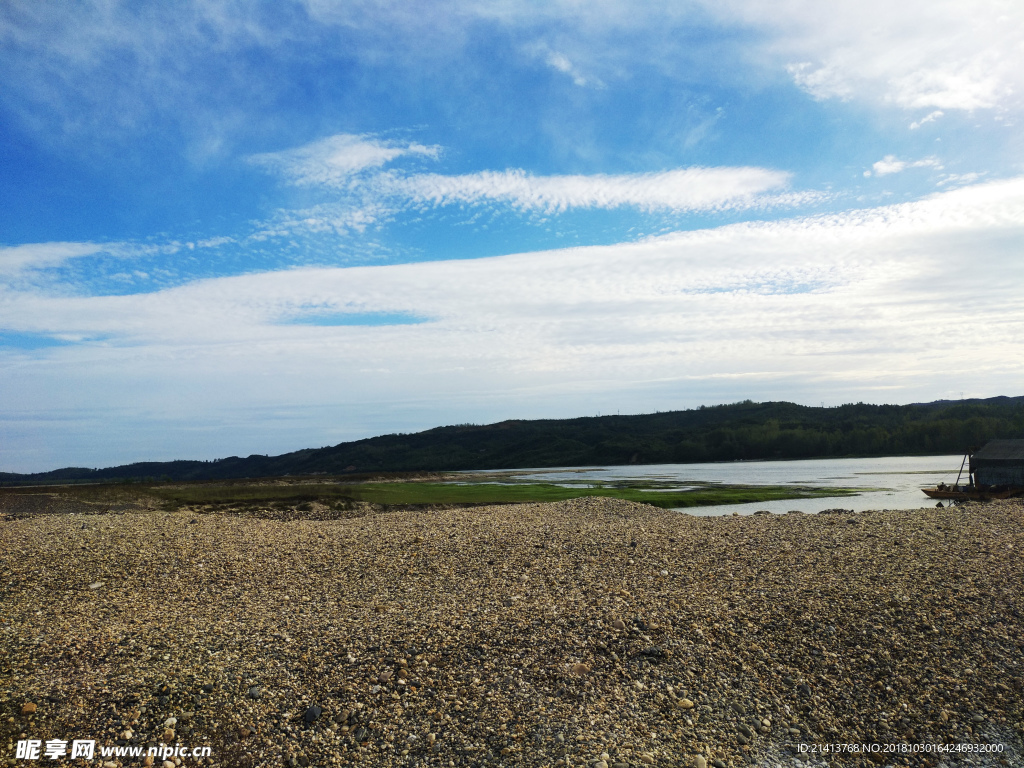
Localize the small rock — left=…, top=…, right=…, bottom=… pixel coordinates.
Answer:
left=304, top=705, right=322, bottom=724
left=353, top=726, right=369, bottom=742
left=162, top=728, right=175, bottom=742
left=639, top=754, right=655, bottom=764
left=21, top=703, right=36, bottom=715
left=737, top=723, right=753, bottom=739
left=731, top=702, right=746, bottom=715
left=121, top=730, right=133, bottom=740
left=164, top=717, right=177, bottom=727
left=89, top=581, right=105, bottom=590
left=593, top=762, right=608, bottom=768
left=378, top=669, right=393, bottom=683
left=163, top=761, right=175, bottom=768
left=692, top=757, right=707, bottom=768
left=972, top=714, right=984, bottom=723
left=247, top=686, right=262, bottom=700
left=677, top=698, right=694, bottom=709
left=201, top=684, right=214, bottom=693
left=143, top=757, right=154, bottom=767
left=611, top=619, right=626, bottom=631
left=572, top=662, right=591, bottom=675
left=712, top=760, right=727, bottom=768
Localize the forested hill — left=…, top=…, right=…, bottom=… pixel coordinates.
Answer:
left=4, top=396, right=1024, bottom=485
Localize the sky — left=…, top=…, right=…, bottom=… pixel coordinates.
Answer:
left=2, top=1, right=1023, bottom=473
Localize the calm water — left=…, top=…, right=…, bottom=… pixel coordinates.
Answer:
left=478, top=455, right=967, bottom=516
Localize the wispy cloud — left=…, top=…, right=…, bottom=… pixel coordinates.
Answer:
left=909, top=110, right=944, bottom=130
left=247, top=134, right=441, bottom=187
left=0, top=242, right=107, bottom=278
left=391, top=167, right=798, bottom=214
left=864, top=155, right=943, bottom=177
left=250, top=133, right=813, bottom=217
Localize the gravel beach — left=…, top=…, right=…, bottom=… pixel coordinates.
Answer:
left=1, top=494, right=1022, bottom=768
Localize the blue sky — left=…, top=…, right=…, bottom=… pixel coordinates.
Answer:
left=2, top=0, right=1023, bottom=472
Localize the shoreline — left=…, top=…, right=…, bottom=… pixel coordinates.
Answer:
left=2, top=496, right=1022, bottom=767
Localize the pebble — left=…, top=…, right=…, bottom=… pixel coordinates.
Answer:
left=20, top=703, right=36, bottom=715
left=2, top=494, right=1022, bottom=768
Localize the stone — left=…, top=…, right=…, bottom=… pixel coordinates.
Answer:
left=89, top=582, right=105, bottom=590
left=162, top=728, right=175, bottom=742
left=353, top=726, right=369, bottom=742
left=201, top=684, right=214, bottom=693
left=572, top=663, right=591, bottom=675
left=164, top=717, right=177, bottom=727
left=611, top=619, right=626, bottom=631
left=304, top=705, right=322, bottom=724
left=972, top=714, right=984, bottom=723
left=143, top=757, right=154, bottom=767
left=247, top=686, right=262, bottom=700
left=677, top=698, right=694, bottom=709
left=20, top=703, right=36, bottom=715
left=163, top=762, right=175, bottom=768
left=712, top=760, right=727, bottom=768
left=693, top=758, right=707, bottom=768
left=731, top=702, right=746, bottom=715
left=737, top=723, right=753, bottom=739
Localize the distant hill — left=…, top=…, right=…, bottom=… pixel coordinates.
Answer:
left=4, top=396, right=1024, bottom=485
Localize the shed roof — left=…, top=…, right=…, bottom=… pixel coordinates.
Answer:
left=973, top=439, right=1024, bottom=462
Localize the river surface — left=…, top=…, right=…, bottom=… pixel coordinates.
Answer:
left=473, top=455, right=967, bottom=516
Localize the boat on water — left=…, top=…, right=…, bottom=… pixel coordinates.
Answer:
left=921, top=439, right=1024, bottom=501
left=921, top=484, right=1020, bottom=501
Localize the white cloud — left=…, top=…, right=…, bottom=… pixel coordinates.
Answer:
left=864, top=155, right=943, bottom=177
left=0, top=242, right=106, bottom=278
left=247, top=134, right=440, bottom=187
left=390, top=166, right=799, bottom=213
left=713, top=0, right=1024, bottom=113
left=4, top=175, right=1023, bottom=379
left=909, top=110, right=944, bottom=130
left=248, top=133, right=814, bottom=219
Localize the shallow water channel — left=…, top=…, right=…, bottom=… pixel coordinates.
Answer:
left=469, top=454, right=966, bottom=516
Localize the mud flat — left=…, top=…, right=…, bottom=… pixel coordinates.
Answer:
left=1, top=495, right=1022, bottom=768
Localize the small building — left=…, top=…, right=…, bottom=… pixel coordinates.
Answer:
left=971, top=439, right=1024, bottom=487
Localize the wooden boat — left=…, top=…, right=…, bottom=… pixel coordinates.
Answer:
left=921, top=445, right=1024, bottom=501
left=921, top=484, right=1020, bottom=501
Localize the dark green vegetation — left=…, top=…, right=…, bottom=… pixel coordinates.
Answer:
left=3, top=396, right=1022, bottom=484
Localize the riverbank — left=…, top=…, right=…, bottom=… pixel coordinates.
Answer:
left=2, top=496, right=1022, bottom=767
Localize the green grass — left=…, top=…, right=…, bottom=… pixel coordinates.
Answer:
left=149, top=479, right=858, bottom=510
